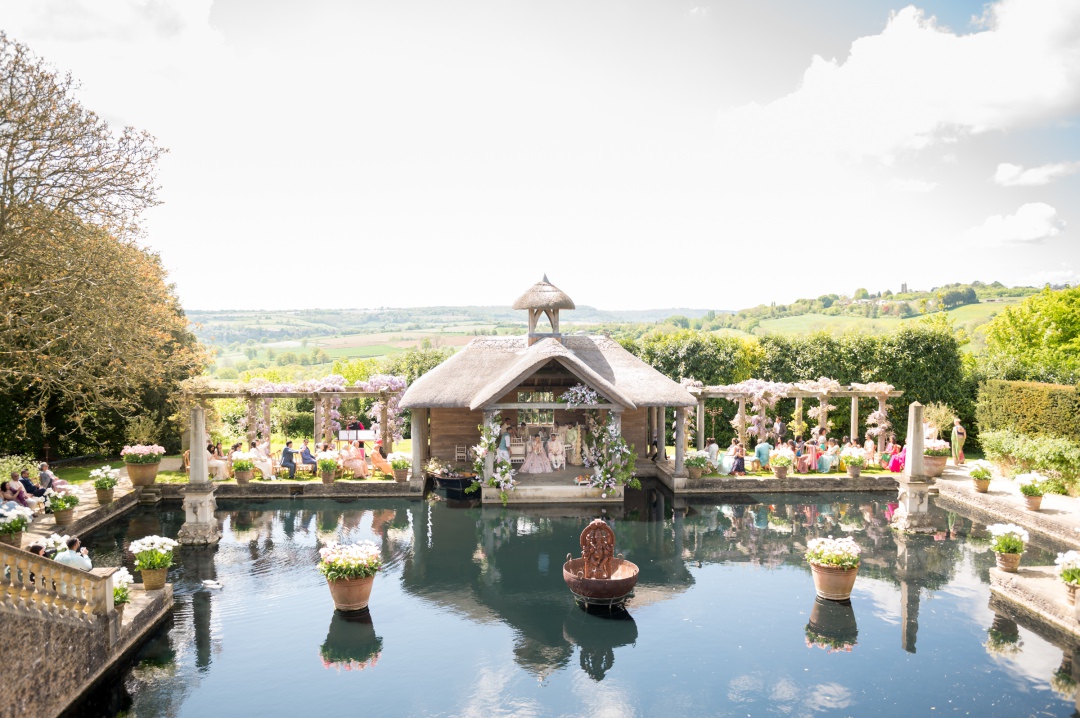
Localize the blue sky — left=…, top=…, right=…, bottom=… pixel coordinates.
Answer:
left=2, top=0, right=1078, bottom=311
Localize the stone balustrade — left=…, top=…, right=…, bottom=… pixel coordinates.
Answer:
left=0, top=543, right=115, bottom=624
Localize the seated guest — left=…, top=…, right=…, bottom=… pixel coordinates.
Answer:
left=5, top=475, right=39, bottom=509
left=797, top=442, right=818, bottom=473
left=370, top=441, right=394, bottom=475
left=19, top=468, right=46, bottom=498
left=706, top=438, right=720, bottom=471
left=889, top=444, right=907, bottom=473
left=249, top=441, right=274, bottom=480
left=280, top=441, right=300, bottom=478
left=343, top=441, right=368, bottom=478
left=754, top=439, right=772, bottom=470
left=54, top=537, right=93, bottom=571
left=2, top=480, right=25, bottom=510
left=206, top=444, right=228, bottom=481
left=818, top=439, right=840, bottom=473
left=300, top=440, right=318, bottom=471
left=547, top=434, right=566, bottom=470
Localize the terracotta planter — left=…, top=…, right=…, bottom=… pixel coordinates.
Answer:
left=95, top=488, right=115, bottom=505
left=973, top=479, right=990, bottom=493
left=687, top=466, right=703, bottom=480
left=995, top=552, right=1021, bottom=573
left=326, top=575, right=375, bottom=612
left=809, top=562, right=859, bottom=601
left=847, top=465, right=862, bottom=479
left=393, top=469, right=409, bottom=483
left=53, top=508, right=74, bottom=527
left=234, top=470, right=253, bottom=485
left=126, top=462, right=160, bottom=486
left=1024, top=495, right=1043, bottom=511
left=320, top=470, right=336, bottom=485
left=1067, top=583, right=1078, bottom=607
left=922, top=455, right=947, bottom=478
left=0, top=530, right=22, bottom=547
left=115, top=603, right=126, bottom=625
left=773, top=466, right=789, bottom=479
left=141, top=567, right=168, bottom=590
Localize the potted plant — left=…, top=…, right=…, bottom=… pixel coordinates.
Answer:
left=121, top=444, right=166, bottom=486
left=770, top=448, right=794, bottom=479
left=989, top=523, right=1028, bottom=573
left=1056, top=551, right=1080, bottom=605
left=316, top=451, right=339, bottom=484
left=1016, top=472, right=1046, bottom=510
left=112, top=566, right=134, bottom=623
left=318, top=541, right=382, bottom=612
left=0, top=504, right=34, bottom=547
left=684, top=451, right=710, bottom=480
left=922, top=439, right=950, bottom=477
left=805, top=535, right=861, bottom=601
left=91, top=465, right=120, bottom=504
left=969, top=464, right=992, bottom=493
left=389, top=453, right=411, bottom=482
left=232, top=454, right=255, bottom=485
left=44, top=487, right=80, bottom=527
left=129, top=535, right=179, bottom=590
left=840, top=448, right=865, bottom=478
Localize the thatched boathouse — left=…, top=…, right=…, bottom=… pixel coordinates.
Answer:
left=401, top=277, right=697, bottom=500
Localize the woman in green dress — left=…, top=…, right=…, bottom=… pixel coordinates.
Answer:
left=950, top=418, right=966, bottom=465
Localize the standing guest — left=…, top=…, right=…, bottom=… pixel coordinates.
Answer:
left=731, top=440, right=746, bottom=477
left=54, top=537, right=93, bottom=571
left=19, top=468, right=46, bottom=498
left=300, top=440, right=319, bottom=472
left=706, top=437, right=720, bottom=471
left=280, top=441, right=300, bottom=479
left=863, top=436, right=877, bottom=465
left=773, top=419, right=787, bottom=444
left=567, top=423, right=582, bottom=465
left=497, top=429, right=511, bottom=463
left=951, top=418, right=966, bottom=465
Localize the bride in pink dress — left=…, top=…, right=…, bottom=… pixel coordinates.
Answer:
left=519, top=435, right=552, bottom=473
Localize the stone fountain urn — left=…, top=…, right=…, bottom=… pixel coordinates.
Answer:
left=563, top=519, right=639, bottom=608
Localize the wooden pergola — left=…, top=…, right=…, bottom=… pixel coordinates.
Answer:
left=686, top=384, right=903, bottom=451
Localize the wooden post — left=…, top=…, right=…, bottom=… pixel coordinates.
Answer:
left=674, top=407, right=687, bottom=477
left=850, top=397, right=859, bottom=443
left=657, top=407, right=666, bottom=460
left=611, top=407, right=623, bottom=433
left=794, top=396, right=803, bottom=439
left=189, top=405, right=208, bottom=484
left=696, top=398, right=705, bottom=450
left=380, top=390, right=392, bottom=454
left=737, top=398, right=747, bottom=448
left=877, top=396, right=888, bottom=454
left=482, top=410, right=495, bottom=482
left=411, top=409, right=425, bottom=480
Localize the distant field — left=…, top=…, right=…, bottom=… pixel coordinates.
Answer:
left=321, top=344, right=404, bottom=359
left=753, top=299, right=1022, bottom=337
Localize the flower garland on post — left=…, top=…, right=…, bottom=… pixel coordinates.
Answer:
left=561, top=384, right=640, bottom=497
left=796, top=377, right=841, bottom=433
left=852, top=382, right=894, bottom=449
left=355, top=375, right=408, bottom=444
left=465, top=414, right=517, bottom=505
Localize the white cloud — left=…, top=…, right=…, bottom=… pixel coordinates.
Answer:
left=1020, top=265, right=1079, bottom=286
left=994, top=161, right=1080, bottom=186
left=963, top=202, right=1065, bottom=245
left=887, top=178, right=938, bottom=192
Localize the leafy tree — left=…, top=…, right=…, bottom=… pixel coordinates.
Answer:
left=853, top=288, right=869, bottom=301
left=379, top=345, right=454, bottom=386
left=982, top=286, right=1080, bottom=384
left=622, top=330, right=759, bottom=386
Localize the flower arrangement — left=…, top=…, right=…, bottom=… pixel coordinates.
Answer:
left=560, top=384, right=600, bottom=407
left=684, top=450, right=711, bottom=469
left=113, top=567, right=134, bottom=605
left=1016, top=472, right=1046, bottom=497
left=471, top=415, right=502, bottom=476
left=90, top=465, right=120, bottom=490
left=425, top=457, right=452, bottom=475
left=44, top=487, right=79, bottom=512
left=120, top=444, right=166, bottom=464
left=582, top=412, right=639, bottom=496
left=232, top=453, right=255, bottom=473
left=1056, top=551, right=1080, bottom=586
left=805, top=535, right=861, bottom=569
left=0, top=504, right=34, bottom=535
left=770, top=448, right=795, bottom=467
left=988, top=523, right=1028, bottom=555
left=129, top=535, right=180, bottom=571
left=487, top=460, right=518, bottom=506
left=839, top=448, right=865, bottom=467
left=43, top=533, right=70, bottom=554
left=318, top=541, right=382, bottom=581
left=388, top=453, right=411, bottom=471
left=316, top=451, right=339, bottom=475
left=923, top=439, right=951, bottom=457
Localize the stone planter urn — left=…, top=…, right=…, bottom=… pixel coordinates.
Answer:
left=326, top=575, right=375, bottom=612
left=995, top=552, right=1021, bottom=573
left=772, top=466, right=789, bottom=479
left=53, top=508, right=75, bottom=527
left=115, top=603, right=126, bottom=625
left=846, top=465, right=862, bottom=479
left=234, top=470, right=253, bottom=485
left=141, top=567, right=168, bottom=590
left=1024, top=495, right=1043, bottom=511
left=973, top=478, right=991, bottom=493
left=95, top=488, right=115, bottom=505
left=393, top=469, right=409, bottom=483
left=809, top=563, right=859, bottom=602
left=126, top=462, right=160, bottom=486
left=922, top=455, right=947, bottom=478
left=0, top=531, right=23, bottom=547
left=687, top=466, right=703, bottom=480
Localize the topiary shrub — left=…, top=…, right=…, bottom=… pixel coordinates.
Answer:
left=976, top=380, right=1080, bottom=443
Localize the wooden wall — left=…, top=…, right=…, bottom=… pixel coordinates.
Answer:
left=623, top=408, right=649, bottom=459
left=429, top=408, right=483, bottom=461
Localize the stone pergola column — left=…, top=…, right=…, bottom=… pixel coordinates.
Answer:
left=245, top=398, right=257, bottom=448
left=321, top=396, right=332, bottom=444
left=696, top=398, right=705, bottom=450
left=736, top=398, right=747, bottom=448
left=262, top=401, right=271, bottom=443
left=794, top=396, right=803, bottom=439
left=850, top=397, right=859, bottom=443
left=653, top=407, right=665, bottom=461
left=674, top=407, right=687, bottom=477
left=410, top=408, right=427, bottom=486
left=817, top=396, right=829, bottom=431
left=313, top=395, right=323, bottom=443
left=179, top=404, right=222, bottom=545
left=876, top=396, right=888, bottom=454
left=380, top=391, right=393, bottom=454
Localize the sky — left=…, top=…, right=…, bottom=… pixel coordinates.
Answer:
left=2, top=0, right=1079, bottom=312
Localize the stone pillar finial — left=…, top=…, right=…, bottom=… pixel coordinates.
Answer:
left=904, top=402, right=925, bottom=480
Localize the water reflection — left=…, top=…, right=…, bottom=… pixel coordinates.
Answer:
left=805, top=598, right=858, bottom=653
left=562, top=607, right=638, bottom=681
left=320, top=611, right=383, bottom=672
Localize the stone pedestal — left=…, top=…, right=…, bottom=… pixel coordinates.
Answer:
left=177, top=482, right=222, bottom=545
left=893, top=402, right=935, bottom=534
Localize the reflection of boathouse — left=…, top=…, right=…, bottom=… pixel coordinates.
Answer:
left=401, top=277, right=697, bottom=502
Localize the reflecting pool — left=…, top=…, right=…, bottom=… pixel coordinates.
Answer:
left=69, top=490, right=1080, bottom=717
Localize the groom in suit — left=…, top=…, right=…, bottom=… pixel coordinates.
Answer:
left=280, top=441, right=299, bottom=479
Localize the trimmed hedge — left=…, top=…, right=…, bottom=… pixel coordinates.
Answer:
left=980, top=428, right=1080, bottom=493
left=976, top=379, right=1080, bottom=442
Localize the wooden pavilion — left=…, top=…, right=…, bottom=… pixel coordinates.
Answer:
left=400, top=277, right=699, bottom=500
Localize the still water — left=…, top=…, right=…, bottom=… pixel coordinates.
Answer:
left=71, top=490, right=1079, bottom=717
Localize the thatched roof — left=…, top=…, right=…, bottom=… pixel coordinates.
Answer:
left=512, top=275, right=575, bottom=311
left=400, top=336, right=697, bottom=410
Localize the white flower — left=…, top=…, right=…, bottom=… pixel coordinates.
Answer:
left=988, top=523, right=1029, bottom=543
left=113, top=567, right=134, bottom=588
left=129, top=535, right=179, bottom=555
left=1016, top=472, right=1046, bottom=487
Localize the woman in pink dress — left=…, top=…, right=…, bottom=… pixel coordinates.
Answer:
left=520, top=435, right=552, bottom=473
left=889, top=445, right=907, bottom=473
left=343, top=440, right=368, bottom=478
